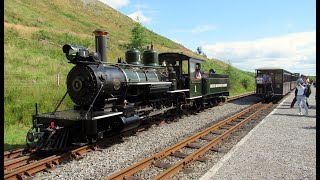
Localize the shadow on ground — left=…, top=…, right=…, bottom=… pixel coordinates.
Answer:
left=302, top=126, right=316, bottom=130
left=272, top=113, right=316, bottom=118
left=4, top=143, right=26, bottom=151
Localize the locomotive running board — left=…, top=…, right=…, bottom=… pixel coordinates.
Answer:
left=92, top=112, right=123, bottom=120
left=35, top=110, right=123, bottom=121
left=127, top=82, right=172, bottom=85
left=167, top=89, right=189, bottom=93
left=186, top=96, right=203, bottom=100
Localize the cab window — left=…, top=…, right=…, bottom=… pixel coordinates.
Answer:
left=189, top=62, right=196, bottom=78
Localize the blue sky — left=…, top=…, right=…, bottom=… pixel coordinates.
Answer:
left=99, top=0, right=316, bottom=76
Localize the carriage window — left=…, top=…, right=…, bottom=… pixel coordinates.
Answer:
left=274, top=73, right=282, bottom=83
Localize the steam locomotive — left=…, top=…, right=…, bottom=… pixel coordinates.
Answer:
left=26, top=30, right=229, bottom=151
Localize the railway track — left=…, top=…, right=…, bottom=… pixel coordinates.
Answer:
left=4, top=148, right=28, bottom=161
left=4, top=145, right=99, bottom=180
left=4, top=127, right=154, bottom=180
left=105, top=101, right=272, bottom=180
left=226, top=91, right=255, bottom=102
left=3, top=92, right=255, bottom=180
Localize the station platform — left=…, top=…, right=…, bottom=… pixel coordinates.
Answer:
left=200, top=87, right=316, bottom=179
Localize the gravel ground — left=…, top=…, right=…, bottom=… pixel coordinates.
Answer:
left=33, top=95, right=261, bottom=180
left=172, top=103, right=276, bottom=180
left=200, top=88, right=316, bottom=180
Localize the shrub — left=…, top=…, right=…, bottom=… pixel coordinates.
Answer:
left=241, top=78, right=250, bottom=89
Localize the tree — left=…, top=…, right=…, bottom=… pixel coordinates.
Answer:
left=123, top=22, right=147, bottom=52
left=196, top=46, right=207, bottom=58
left=196, top=46, right=203, bottom=55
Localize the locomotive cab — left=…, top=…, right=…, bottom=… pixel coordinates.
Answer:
left=159, top=53, right=204, bottom=99
left=159, top=53, right=229, bottom=110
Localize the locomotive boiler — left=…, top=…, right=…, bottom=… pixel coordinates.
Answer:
left=26, top=30, right=229, bottom=152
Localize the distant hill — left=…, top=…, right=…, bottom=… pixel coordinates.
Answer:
left=4, top=0, right=205, bottom=59
left=4, top=0, right=255, bottom=149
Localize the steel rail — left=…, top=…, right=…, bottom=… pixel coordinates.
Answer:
left=4, top=145, right=96, bottom=180
left=153, top=102, right=272, bottom=179
left=226, top=91, right=255, bottom=102
left=4, top=122, right=160, bottom=180
left=4, top=155, right=39, bottom=174
left=4, top=148, right=27, bottom=161
left=105, top=102, right=269, bottom=180
left=3, top=123, right=160, bottom=179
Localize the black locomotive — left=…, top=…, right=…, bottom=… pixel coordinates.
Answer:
left=26, top=30, right=229, bottom=152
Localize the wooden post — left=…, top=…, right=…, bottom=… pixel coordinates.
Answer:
left=57, top=73, right=60, bottom=86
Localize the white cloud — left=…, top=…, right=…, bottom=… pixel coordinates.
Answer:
left=202, top=31, right=316, bottom=76
left=98, top=0, right=129, bottom=9
left=128, top=10, right=151, bottom=23
left=191, top=25, right=216, bottom=33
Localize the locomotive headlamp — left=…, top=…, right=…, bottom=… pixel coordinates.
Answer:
left=62, top=44, right=89, bottom=63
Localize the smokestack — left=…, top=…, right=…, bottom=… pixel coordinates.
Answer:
left=93, top=29, right=108, bottom=62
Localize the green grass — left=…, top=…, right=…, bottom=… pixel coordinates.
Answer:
left=4, top=0, right=256, bottom=150
left=4, top=28, right=74, bottom=127
left=4, top=124, right=31, bottom=150
left=203, top=59, right=255, bottom=95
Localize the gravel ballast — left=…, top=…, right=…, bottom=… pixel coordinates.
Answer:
left=34, top=96, right=261, bottom=179
left=200, top=88, right=316, bottom=180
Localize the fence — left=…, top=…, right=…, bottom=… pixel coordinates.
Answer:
left=4, top=73, right=64, bottom=88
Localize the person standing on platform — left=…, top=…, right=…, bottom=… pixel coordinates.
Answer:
left=296, top=82, right=308, bottom=116
left=291, top=74, right=309, bottom=108
left=304, top=78, right=312, bottom=107
left=262, top=72, right=273, bottom=97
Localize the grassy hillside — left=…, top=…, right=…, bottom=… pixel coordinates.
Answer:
left=4, top=0, right=255, bottom=150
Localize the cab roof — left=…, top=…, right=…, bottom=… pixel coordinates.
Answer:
left=159, top=52, right=205, bottom=64
left=255, top=67, right=283, bottom=70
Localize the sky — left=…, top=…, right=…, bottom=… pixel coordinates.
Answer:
left=98, top=0, right=316, bottom=76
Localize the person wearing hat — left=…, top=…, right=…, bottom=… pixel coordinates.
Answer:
left=296, top=81, right=308, bottom=115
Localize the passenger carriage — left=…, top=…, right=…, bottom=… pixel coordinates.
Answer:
left=255, top=68, right=296, bottom=100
